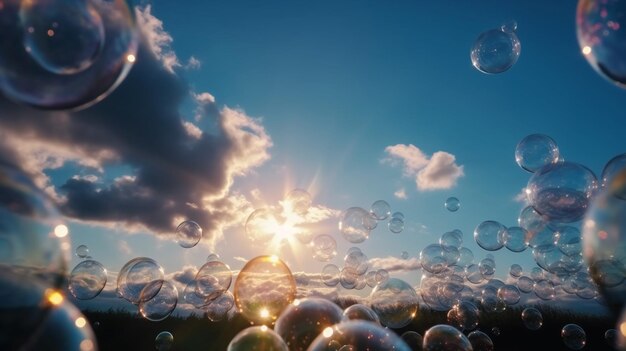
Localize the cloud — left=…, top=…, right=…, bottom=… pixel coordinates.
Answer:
left=515, top=187, right=530, bottom=204
left=368, top=256, right=421, bottom=274
left=185, top=56, right=202, bottom=70
left=135, top=5, right=180, bottom=73
left=0, top=11, right=272, bottom=249
left=383, top=144, right=464, bottom=191
left=394, top=188, right=407, bottom=200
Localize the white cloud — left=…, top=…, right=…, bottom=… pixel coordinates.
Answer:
left=135, top=5, right=180, bottom=73
left=185, top=56, right=202, bottom=70
left=394, top=188, right=407, bottom=199
left=384, top=144, right=464, bottom=191
left=515, top=187, right=530, bottom=204
left=182, top=121, right=203, bottom=139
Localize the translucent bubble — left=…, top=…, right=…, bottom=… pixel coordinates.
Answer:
left=479, top=257, right=496, bottom=278
left=582, top=189, right=626, bottom=309
left=441, top=230, right=463, bottom=249
left=517, top=276, right=534, bottom=293
left=470, top=27, right=521, bottom=74
left=419, top=274, right=449, bottom=312
left=139, top=280, right=177, bottom=321
left=310, top=234, right=337, bottom=262
left=245, top=208, right=279, bottom=243
left=420, top=244, right=447, bottom=274
left=605, top=329, right=618, bottom=349
left=155, top=331, right=173, bottom=351
left=68, top=259, right=107, bottom=300
left=509, top=264, right=523, bottom=278
left=206, top=290, right=234, bottom=322
left=562, top=324, right=586, bottom=350
left=207, top=253, right=221, bottom=262
left=339, top=207, right=372, bottom=243
left=466, top=264, right=484, bottom=284
left=340, top=267, right=359, bottom=289
left=497, top=284, right=521, bottom=305
left=344, top=250, right=369, bottom=275
left=175, top=220, right=202, bottom=248
left=343, top=304, right=380, bottom=325
left=400, top=331, right=423, bottom=351
left=392, top=211, right=405, bottom=220
left=370, top=278, right=419, bottom=328
left=515, top=134, right=560, bottom=173
left=474, top=220, right=506, bottom=251
left=501, top=19, right=518, bottom=33
left=534, top=279, right=556, bottom=300
left=275, top=298, right=344, bottom=351
left=601, top=154, right=626, bottom=199
left=75, top=244, right=90, bottom=259
left=183, top=281, right=211, bottom=308
left=117, top=257, right=164, bottom=304
left=388, top=217, right=404, bottom=233
left=468, top=330, right=494, bottom=351
left=577, top=0, right=626, bottom=88
left=554, top=226, right=582, bottom=256
left=0, top=0, right=138, bottom=110
left=308, top=321, right=411, bottom=351
left=445, top=197, right=461, bottom=212
left=519, top=205, right=548, bottom=235
left=503, top=226, right=530, bottom=252
left=423, top=324, right=473, bottom=351
left=521, top=307, right=543, bottom=330
left=447, top=301, right=480, bottom=331
left=370, top=200, right=391, bottom=220
left=0, top=163, right=69, bottom=288
left=531, top=267, right=544, bottom=280
left=195, top=260, right=232, bottom=300
left=401, top=251, right=409, bottom=259
left=375, top=269, right=390, bottom=285
left=458, top=247, right=475, bottom=267
left=234, top=255, right=296, bottom=324
left=227, top=326, right=288, bottom=351
left=527, top=162, right=598, bottom=223
left=285, top=188, right=312, bottom=215
left=322, top=264, right=341, bottom=287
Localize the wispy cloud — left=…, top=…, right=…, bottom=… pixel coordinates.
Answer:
left=394, top=188, right=407, bottom=200
left=383, top=144, right=464, bottom=191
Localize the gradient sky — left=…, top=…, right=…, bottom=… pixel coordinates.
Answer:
left=2, top=0, right=625, bottom=313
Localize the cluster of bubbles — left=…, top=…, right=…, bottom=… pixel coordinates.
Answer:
left=320, top=246, right=390, bottom=294
left=0, top=0, right=138, bottom=110
left=338, top=200, right=404, bottom=244
left=471, top=21, right=521, bottom=74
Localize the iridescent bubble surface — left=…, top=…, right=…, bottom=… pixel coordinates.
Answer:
left=68, top=259, right=107, bottom=300
left=338, top=207, right=372, bottom=243
left=474, top=220, right=506, bottom=251
left=561, top=324, right=586, bottom=350
left=116, top=257, right=164, bottom=304
left=370, top=278, right=419, bottom=328
left=176, top=220, right=202, bottom=248
left=471, top=27, right=521, bottom=74
left=515, top=134, right=560, bottom=173
left=521, top=307, right=543, bottom=330
left=139, top=280, right=178, bottom=322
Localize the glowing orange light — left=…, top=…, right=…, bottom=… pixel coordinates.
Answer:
left=46, top=290, right=64, bottom=306
left=323, top=327, right=334, bottom=338
left=259, top=308, right=270, bottom=319
left=260, top=325, right=268, bottom=332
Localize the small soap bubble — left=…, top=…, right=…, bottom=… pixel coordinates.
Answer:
left=471, top=27, right=521, bottom=74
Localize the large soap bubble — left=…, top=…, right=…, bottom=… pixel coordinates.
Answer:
left=343, top=304, right=381, bottom=325
left=307, top=321, right=411, bottom=351
left=577, top=0, right=626, bottom=88
left=601, top=153, right=626, bottom=199
left=0, top=0, right=138, bottom=110
left=339, top=207, right=373, bottom=243
left=68, top=259, right=107, bottom=300
left=423, top=324, right=473, bottom=351
left=155, top=331, right=173, bottom=351
left=515, top=134, right=560, bottom=173
left=474, top=220, right=506, bottom=251
left=370, top=277, right=419, bottom=328
left=401, top=331, right=423, bottom=351
left=274, top=298, right=344, bottom=351
left=138, top=280, right=178, bottom=321
left=194, top=260, right=232, bottom=300
left=527, top=162, right=598, bottom=223
left=206, top=290, right=235, bottom=322
left=311, top=234, right=337, bottom=262
left=521, top=307, right=543, bottom=330
left=447, top=301, right=480, bottom=331
left=582, top=189, right=626, bottom=310
left=471, top=26, right=521, bottom=74
left=370, top=200, right=391, bottom=220
left=176, top=220, right=202, bottom=248
left=561, top=324, right=586, bottom=350
left=227, top=326, right=288, bottom=351
left=468, top=330, right=494, bottom=351
left=234, top=255, right=296, bottom=324
left=116, top=257, right=164, bottom=304
left=245, top=208, right=279, bottom=243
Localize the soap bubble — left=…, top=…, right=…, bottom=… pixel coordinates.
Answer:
left=68, top=259, right=107, bottom=300
left=503, top=226, right=530, bottom=252
left=392, top=211, right=405, bottom=220
left=285, top=188, right=312, bottom=215
left=344, top=249, right=369, bottom=275
left=307, top=321, right=411, bottom=351
left=339, top=207, right=372, bottom=243
left=445, top=197, right=461, bottom=212
left=562, top=324, right=586, bottom=350
left=515, top=134, right=560, bottom=173
left=468, top=330, right=494, bottom=351
left=370, top=278, right=419, bottom=328
left=139, top=280, right=178, bottom=321
left=0, top=162, right=69, bottom=287
left=601, top=154, right=626, bottom=199
left=458, top=247, right=475, bottom=267
left=441, top=230, right=463, bottom=249
left=183, top=281, right=211, bottom=308
left=245, top=208, right=279, bottom=243
left=474, top=220, right=506, bottom=251
left=517, top=276, right=534, bottom=293
left=206, top=290, right=235, bottom=322
left=466, top=264, right=484, bottom=284
left=155, top=331, right=173, bottom=351
left=471, top=27, right=521, bottom=74
left=275, top=298, right=344, bottom=351
left=534, top=279, right=556, bottom=300
left=311, top=234, right=337, bottom=262
left=401, top=251, right=409, bottom=259
left=447, top=301, right=480, bottom=331
left=509, top=264, right=523, bottom=278
left=577, top=0, right=626, bottom=88
left=117, top=257, right=164, bottom=304
left=234, top=255, right=296, bottom=324
left=400, top=331, right=423, bottom=351
left=554, top=226, right=582, bottom=256
left=227, top=326, right=288, bottom=351
left=0, top=0, right=138, bottom=110
left=605, top=329, right=618, bottom=349
left=497, top=284, right=521, bottom=305
left=582, top=189, right=626, bottom=310
left=521, top=307, right=543, bottom=330
left=343, top=304, right=380, bottom=325
left=420, top=244, right=447, bottom=274
left=423, top=324, right=473, bottom=351
left=479, top=257, right=496, bottom=278
left=206, top=253, right=221, bottom=262
left=370, top=200, right=391, bottom=220
left=195, top=260, right=232, bottom=300
left=491, top=327, right=501, bottom=336
left=321, top=264, right=341, bottom=287
left=501, top=19, right=518, bottom=33
left=340, top=267, right=359, bottom=290
left=526, top=162, right=598, bottom=223
left=76, top=245, right=90, bottom=259
left=176, top=220, right=202, bottom=248
left=388, top=217, right=405, bottom=233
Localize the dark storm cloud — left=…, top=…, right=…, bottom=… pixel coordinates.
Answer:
left=0, top=9, right=272, bottom=246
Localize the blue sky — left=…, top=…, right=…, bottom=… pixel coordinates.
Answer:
left=1, top=0, right=624, bottom=313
